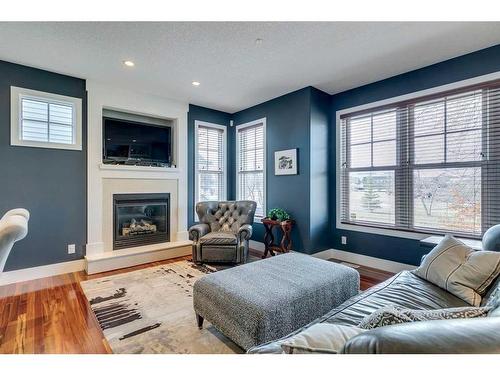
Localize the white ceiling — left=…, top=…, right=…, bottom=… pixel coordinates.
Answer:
left=0, top=22, right=499, bottom=113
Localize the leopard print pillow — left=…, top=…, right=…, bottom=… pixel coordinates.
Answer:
left=358, top=305, right=490, bottom=330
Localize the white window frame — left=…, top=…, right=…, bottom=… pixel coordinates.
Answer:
left=236, top=118, right=267, bottom=222
left=336, top=71, right=500, bottom=241
left=10, top=86, right=82, bottom=151
left=194, top=120, right=227, bottom=219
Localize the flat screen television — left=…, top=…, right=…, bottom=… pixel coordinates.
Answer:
left=103, top=117, right=172, bottom=166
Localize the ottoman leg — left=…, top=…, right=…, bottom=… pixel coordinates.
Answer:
left=196, top=314, right=204, bottom=329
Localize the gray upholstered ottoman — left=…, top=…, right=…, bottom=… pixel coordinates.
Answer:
left=193, top=252, right=360, bottom=350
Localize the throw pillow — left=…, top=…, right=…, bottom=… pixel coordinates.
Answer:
left=358, top=305, right=490, bottom=329
left=358, top=306, right=413, bottom=329
left=413, top=235, right=500, bottom=306
left=483, top=276, right=500, bottom=317
left=280, top=323, right=366, bottom=354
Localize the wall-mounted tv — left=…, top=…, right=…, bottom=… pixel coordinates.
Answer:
left=103, top=117, right=172, bottom=167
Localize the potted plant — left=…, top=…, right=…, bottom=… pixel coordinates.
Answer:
left=267, top=208, right=291, bottom=222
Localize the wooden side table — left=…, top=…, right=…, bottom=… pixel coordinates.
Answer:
left=261, top=218, right=295, bottom=258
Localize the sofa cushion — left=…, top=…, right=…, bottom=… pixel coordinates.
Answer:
left=280, top=323, right=366, bottom=354
left=358, top=305, right=490, bottom=329
left=321, top=271, right=469, bottom=327
left=413, top=235, right=500, bottom=306
left=200, top=231, right=237, bottom=245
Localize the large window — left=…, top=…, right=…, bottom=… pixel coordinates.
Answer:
left=340, top=80, right=500, bottom=238
left=10, top=86, right=82, bottom=150
left=236, top=119, right=266, bottom=219
left=195, top=121, right=227, bottom=207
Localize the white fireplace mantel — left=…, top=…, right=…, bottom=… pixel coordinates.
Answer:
left=98, top=164, right=182, bottom=180
left=85, top=82, right=191, bottom=271
left=98, top=163, right=181, bottom=173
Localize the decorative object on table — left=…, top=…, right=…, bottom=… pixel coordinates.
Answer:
left=267, top=207, right=291, bottom=222
left=261, top=213, right=294, bottom=258
left=274, top=148, right=298, bottom=175
left=0, top=208, right=30, bottom=273
left=189, top=200, right=256, bottom=265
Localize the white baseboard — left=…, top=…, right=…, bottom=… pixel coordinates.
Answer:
left=313, top=248, right=416, bottom=273
left=85, top=240, right=192, bottom=274
left=0, top=259, right=86, bottom=286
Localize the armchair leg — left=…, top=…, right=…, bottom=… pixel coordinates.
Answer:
left=196, top=314, right=204, bottom=329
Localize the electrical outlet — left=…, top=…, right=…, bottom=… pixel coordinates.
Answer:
left=341, top=236, right=347, bottom=245
left=68, top=244, right=76, bottom=254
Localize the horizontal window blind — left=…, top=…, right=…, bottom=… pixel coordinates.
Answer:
left=21, top=97, right=74, bottom=144
left=196, top=124, right=225, bottom=203
left=237, top=123, right=265, bottom=218
left=340, top=79, right=500, bottom=238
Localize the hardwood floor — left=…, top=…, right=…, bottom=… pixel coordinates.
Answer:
left=328, top=259, right=395, bottom=290
left=0, top=252, right=393, bottom=354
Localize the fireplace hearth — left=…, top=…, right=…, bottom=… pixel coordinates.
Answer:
left=113, top=193, right=170, bottom=250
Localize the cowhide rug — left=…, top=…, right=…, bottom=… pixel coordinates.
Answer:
left=80, top=260, right=244, bottom=354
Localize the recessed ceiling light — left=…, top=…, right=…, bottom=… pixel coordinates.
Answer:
left=255, top=38, right=263, bottom=45
left=123, top=60, right=135, bottom=67
left=192, top=81, right=201, bottom=86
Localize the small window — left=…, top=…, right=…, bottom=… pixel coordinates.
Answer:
left=194, top=121, right=227, bottom=216
left=11, top=86, right=82, bottom=150
left=236, top=119, right=266, bottom=220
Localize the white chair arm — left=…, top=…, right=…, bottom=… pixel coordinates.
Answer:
left=3, top=208, right=30, bottom=220
left=0, top=214, right=29, bottom=272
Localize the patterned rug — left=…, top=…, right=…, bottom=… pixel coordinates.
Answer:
left=80, top=260, right=244, bottom=354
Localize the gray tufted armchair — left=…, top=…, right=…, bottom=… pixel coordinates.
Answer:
left=189, top=200, right=257, bottom=264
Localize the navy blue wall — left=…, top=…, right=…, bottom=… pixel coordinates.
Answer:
left=309, top=88, right=331, bottom=251
left=188, top=104, right=233, bottom=227
left=330, top=44, right=500, bottom=265
left=0, top=60, right=87, bottom=271
left=232, top=88, right=313, bottom=252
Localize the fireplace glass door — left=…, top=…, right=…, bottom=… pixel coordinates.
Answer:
left=113, top=193, right=170, bottom=250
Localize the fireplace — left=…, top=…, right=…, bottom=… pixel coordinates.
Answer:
left=113, top=193, right=170, bottom=250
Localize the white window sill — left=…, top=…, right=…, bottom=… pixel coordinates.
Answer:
left=10, top=140, right=82, bottom=151
left=337, top=222, right=483, bottom=249
left=420, top=235, right=482, bottom=250
left=337, top=222, right=429, bottom=240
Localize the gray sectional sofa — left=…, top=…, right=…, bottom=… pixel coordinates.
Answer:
left=248, top=269, right=500, bottom=354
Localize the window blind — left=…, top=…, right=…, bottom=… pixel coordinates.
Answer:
left=340, top=79, right=500, bottom=238
left=196, top=124, right=225, bottom=203
left=21, top=97, right=74, bottom=144
left=237, top=123, right=265, bottom=218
